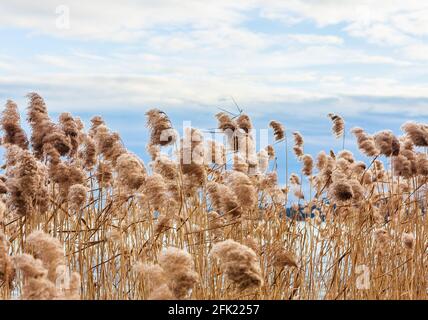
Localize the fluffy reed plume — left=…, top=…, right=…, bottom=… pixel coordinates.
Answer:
left=374, top=228, right=390, bottom=253
left=400, top=136, right=414, bottom=151
left=352, top=161, right=366, bottom=176
left=14, top=231, right=80, bottom=300
left=401, top=122, right=428, bottom=147
left=158, top=247, right=199, bottom=299
left=0, top=232, right=14, bottom=285
left=144, top=173, right=169, bottom=210
left=49, top=162, right=85, bottom=199
left=210, top=239, right=263, bottom=291
left=328, top=113, right=345, bottom=138
left=334, top=160, right=349, bottom=178
left=151, top=154, right=178, bottom=180
left=289, top=173, right=301, bottom=186
left=316, top=151, right=328, bottom=171
left=226, top=171, right=257, bottom=211
left=269, top=120, right=285, bottom=141
left=302, top=154, right=313, bottom=176
left=374, top=160, right=385, bottom=175
left=136, top=263, right=174, bottom=300
left=59, top=112, right=80, bottom=157
left=137, top=247, right=198, bottom=300
left=402, top=233, right=415, bottom=250
left=181, top=164, right=206, bottom=194
left=361, top=170, right=373, bottom=185
left=68, top=184, right=88, bottom=211
left=26, top=231, right=64, bottom=281
left=317, top=154, right=335, bottom=187
left=5, top=146, right=47, bottom=216
left=216, top=112, right=238, bottom=151
left=17, top=255, right=80, bottom=300
left=351, top=127, right=379, bottom=157
left=215, top=112, right=237, bottom=132
left=337, top=150, right=354, bottom=163
left=1, top=100, right=29, bottom=149
left=349, top=179, right=364, bottom=201
left=207, top=182, right=241, bottom=218
left=329, top=180, right=353, bottom=202
left=416, top=153, right=428, bottom=176
left=374, top=130, right=400, bottom=156
left=88, top=115, right=105, bottom=137
left=207, top=211, right=225, bottom=242
left=267, top=244, right=298, bottom=268
left=265, top=145, right=275, bottom=160
left=237, top=114, right=252, bottom=133
left=116, top=153, right=146, bottom=192
left=26, top=93, right=71, bottom=159
left=292, top=132, right=304, bottom=158
left=259, top=171, right=278, bottom=191
left=13, top=254, right=57, bottom=300
left=146, top=109, right=176, bottom=146
left=393, top=148, right=416, bottom=178
left=147, top=144, right=160, bottom=160
left=80, top=136, right=97, bottom=170
left=93, top=124, right=126, bottom=166
left=96, top=161, right=113, bottom=187
left=272, top=186, right=288, bottom=205
left=0, top=180, right=7, bottom=194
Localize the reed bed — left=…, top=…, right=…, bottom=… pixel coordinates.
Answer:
left=0, top=93, right=426, bottom=300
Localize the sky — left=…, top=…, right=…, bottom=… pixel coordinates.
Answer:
left=1, top=1, right=428, bottom=184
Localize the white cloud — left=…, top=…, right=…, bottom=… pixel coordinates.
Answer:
left=336, top=77, right=428, bottom=98
left=146, top=27, right=272, bottom=53
left=260, top=0, right=428, bottom=46
left=0, top=72, right=333, bottom=111
left=252, top=46, right=409, bottom=68
left=402, top=44, right=428, bottom=61
left=0, top=0, right=428, bottom=122
left=36, top=54, right=76, bottom=69
left=287, top=34, right=343, bottom=45
left=0, top=0, right=256, bottom=41
left=0, top=1, right=426, bottom=45
left=345, top=23, right=412, bottom=46
left=0, top=61, right=13, bottom=71
left=391, top=9, right=428, bottom=37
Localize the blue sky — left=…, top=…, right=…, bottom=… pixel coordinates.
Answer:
left=1, top=1, right=428, bottom=184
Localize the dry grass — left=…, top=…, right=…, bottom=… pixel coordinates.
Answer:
left=0, top=93, right=427, bottom=300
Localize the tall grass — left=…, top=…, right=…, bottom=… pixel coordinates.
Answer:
left=0, top=93, right=426, bottom=300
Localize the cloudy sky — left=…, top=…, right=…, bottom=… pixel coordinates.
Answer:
left=1, top=1, right=428, bottom=181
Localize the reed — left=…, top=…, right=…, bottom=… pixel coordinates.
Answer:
left=0, top=94, right=426, bottom=300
